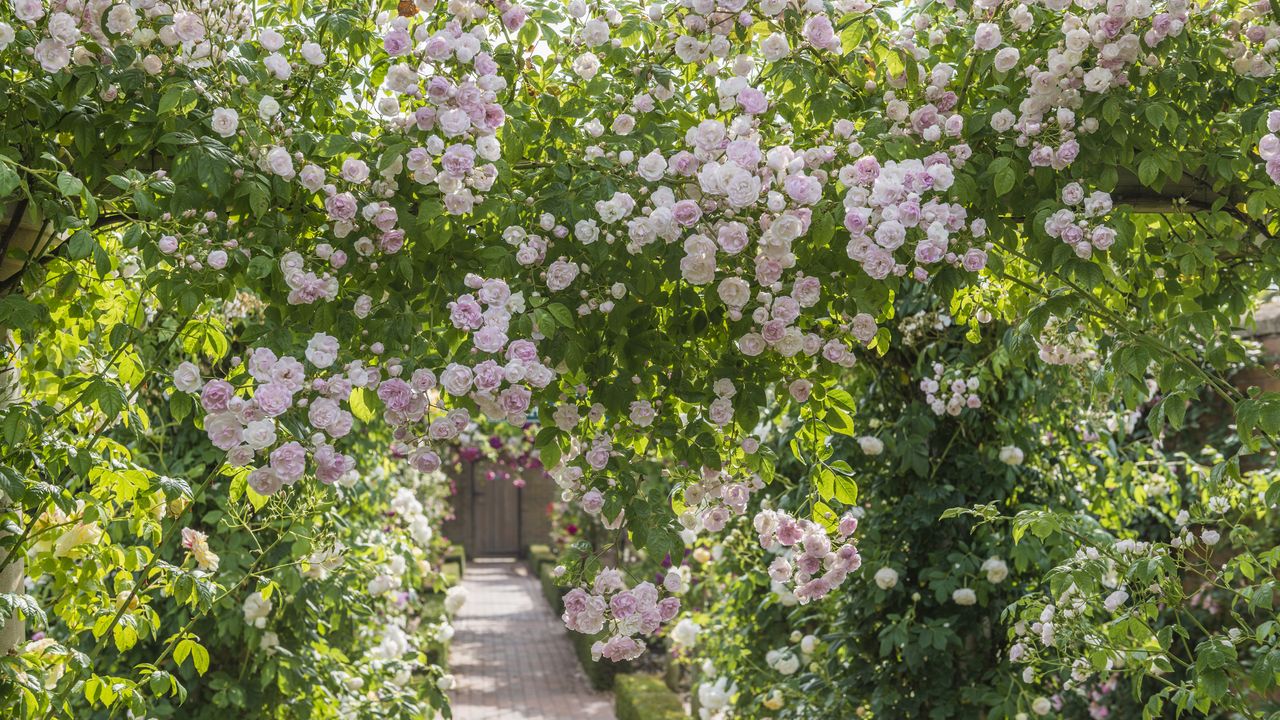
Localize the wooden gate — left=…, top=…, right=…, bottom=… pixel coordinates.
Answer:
left=468, top=461, right=522, bottom=556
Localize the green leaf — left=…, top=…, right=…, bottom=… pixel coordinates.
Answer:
left=191, top=643, right=209, bottom=675
left=1144, top=103, right=1167, bottom=129
left=547, top=302, right=574, bottom=327
left=833, top=475, right=858, bottom=505
left=0, top=295, right=50, bottom=330
left=812, top=501, right=838, bottom=532
left=67, top=229, right=94, bottom=260
left=1137, top=154, right=1161, bottom=187
left=349, top=387, right=378, bottom=423
left=56, top=172, right=84, bottom=197
left=158, top=85, right=198, bottom=116
left=990, top=158, right=1015, bottom=197
left=0, top=162, right=20, bottom=197
left=811, top=211, right=835, bottom=245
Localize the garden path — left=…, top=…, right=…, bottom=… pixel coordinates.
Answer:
left=449, top=558, right=616, bottom=720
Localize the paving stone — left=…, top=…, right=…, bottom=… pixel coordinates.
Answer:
left=449, top=558, right=616, bottom=720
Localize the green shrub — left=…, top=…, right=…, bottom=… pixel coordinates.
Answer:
left=615, top=673, right=686, bottom=720
left=440, top=561, right=462, bottom=586
left=416, top=593, right=451, bottom=668
left=526, top=543, right=554, bottom=575
left=538, top=561, right=565, bottom=615
left=443, top=546, right=466, bottom=578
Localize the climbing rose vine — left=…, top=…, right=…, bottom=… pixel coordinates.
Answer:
left=1, top=0, right=1279, bottom=717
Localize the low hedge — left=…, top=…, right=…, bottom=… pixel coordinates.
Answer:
left=416, top=593, right=451, bottom=669
left=443, top=546, right=466, bottom=579
left=526, top=543, right=555, bottom=575
left=538, top=561, right=565, bottom=616
left=615, top=672, right=686, bottom=720
left=440, top=560, right=462, bottom=586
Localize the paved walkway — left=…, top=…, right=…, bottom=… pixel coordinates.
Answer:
left=449, top=558, right=616, bottom=720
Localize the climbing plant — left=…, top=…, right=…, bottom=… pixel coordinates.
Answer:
left=0, top=0, right=1279, bottom=717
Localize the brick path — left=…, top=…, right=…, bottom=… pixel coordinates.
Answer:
left=449, top=558, right=616, bottom=720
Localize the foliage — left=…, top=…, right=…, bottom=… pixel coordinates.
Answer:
left=615, top=672, right=686, bottom=720
left=0, top=0, right=1278, bottom=716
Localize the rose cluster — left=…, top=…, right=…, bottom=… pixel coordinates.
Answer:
left=1043, top=184, right=1116, bottom=259
left=918, top=361, right=982, bottom=416
left=373, top=7, right=511, bottom=216
left=172, top=333, right=357, bottom=496
left=677, top=465, right=765, bottom=537
left=753, top=508, right=862, bottom=605
left=561, top=566, right=683, bottom=662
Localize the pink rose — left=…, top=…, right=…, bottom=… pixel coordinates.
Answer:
left=269, top=441, right=307, bottom=484
left=200, top=379, right=235, bottom=412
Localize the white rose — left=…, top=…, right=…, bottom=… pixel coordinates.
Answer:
left=981, top=556, right=1009, bottom=583
left=998, top=445, right=1024, bottom=466
left=581, top=18, right=609, bottom=46
left=636, top=150, right=667, bottom=182
left=305, top=332, right=339, bottom=368
left=12, top=0, right=43, bottom=22
left=242, top=420, right=277, bottom=450
left=105, top=6, right=137, bottom=35
left=993, top=46, right=1020, bottom=73
left=952, top=587, right=977, bottom=606
left=858, top=436, right=884, bottom=455
left=211, top=108, right=239, bottom=138
left=1103, top=589, right=1128, bottom=613
left=264, top=53, right=292, bottom=81
left=260, top=28, right=285, bottom=52
left=34, top=39, right=71, bottom=73
left=874, top=567, right=899, bottom=590
left=716, top=277, right=750, bottom=308
left=572, top=52, right=600, bottom=80
left=545, top=260, right=580, bottom=292
left=173, top=361, right=202, bottom=393
left=266, top=146, right=295, bottom=179
left=722, top=166, right=762, bottom=208
left=574, top=219, right=599, bottom=244
left=1083, top=66, right=1112, bottom=93
left=242, top=591, right=273, bottom=628
left=671, top=618, right=700, bottom=648
left=300, top=41, right=326, bottom=65
left=760, top=32, right=790, bottom=61
left=258, top=95, right=281, bottom=119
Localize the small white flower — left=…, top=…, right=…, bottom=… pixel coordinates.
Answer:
left=998, top=446, right=1024, bottom=466
left=874, top=567, right=899, bottom=590
left=671, top=618, right=700, bottom=648
left=981, top=556, right=1009, bottom=584
left=258, top=95, right=281, bottom=119
left=243, top=591, right=273, bottom=628
left=858, top=436, right=884, bottom=455
left=1103, top=589, right=1129, bottom=613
